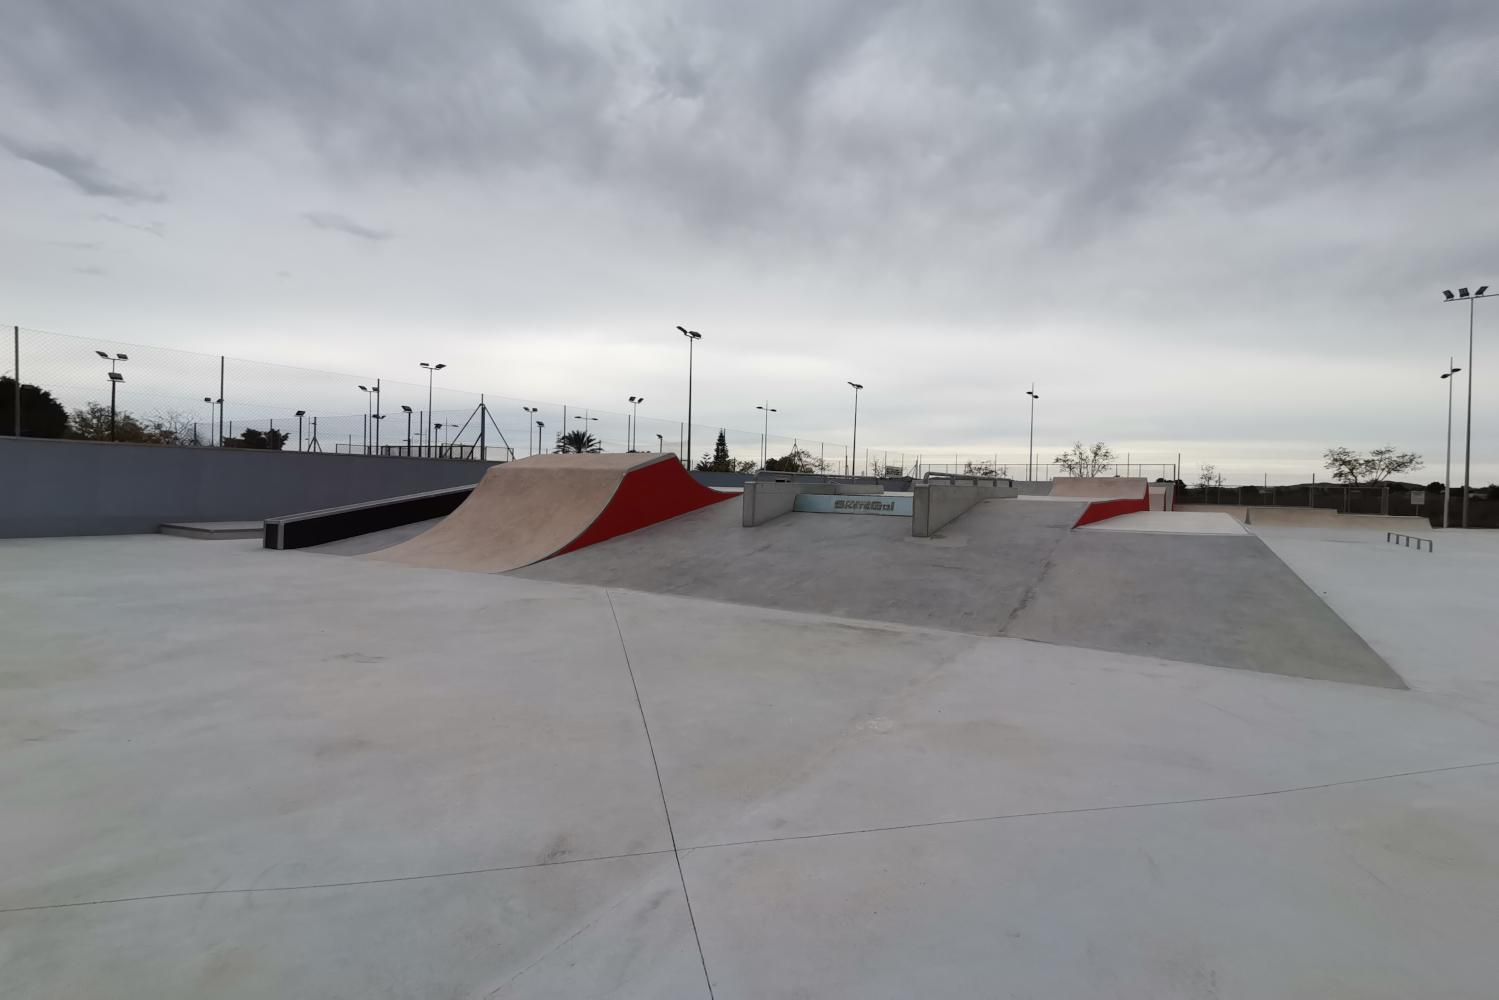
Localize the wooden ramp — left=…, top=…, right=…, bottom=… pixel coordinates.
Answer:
left=369, top=453, right=733, bottom=573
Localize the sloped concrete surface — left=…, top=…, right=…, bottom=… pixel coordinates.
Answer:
left=521, top=498, right=1401, bottom=686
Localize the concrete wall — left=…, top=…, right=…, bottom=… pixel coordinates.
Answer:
left=911, top=480, right=1017, bottom=537
left=690, top=470, right=755, bottom=490
left=742, top=481, right=833, bottom=526
left=0, top=437, right=499, bottom=538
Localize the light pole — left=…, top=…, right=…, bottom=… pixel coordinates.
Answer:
left=358, top=384, right=378, bottom=455
left=655, top=432, right=663, bottom=453
left=295, top=410, right=306, bottom=451
left=95, top=351, right=128, bottom=441
left=371, top=413, right=386, bottom=454
left=1442, top=285, right=1491, bottom=528
left=522, top=406, right=539, bottom=456
left=401, top=405, right=413, bottom=454
left=628, top=396, right=644, bottom=451
left=420, top=362, right=446, bottom=458
left=434, top=422, right=447, bottom=457
left=536, top=420, right=545, bottom=454
left=1026, top=385, right=1040, bottom=482
left=1440, top=360, right=1462, bottom=529
left=677, top=326, right=702, bottom=466
left=756, top=403, right=777, bottom=468
left=847, top=382, right=863, bottom=476
left=203, top=396, right=220, bottom=446
left=573, top=413, right=599, bottom=452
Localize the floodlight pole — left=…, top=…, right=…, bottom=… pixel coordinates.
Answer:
left=523, top=406, right=539, bottom=456
left=757, top=402, right=777, bottom=467
left=1026, top=385, right=1040, bottom=482
left=847, top=382, right=863, bottom=475
left=1441, top=359, right=1460, bottom=528
left=678, top=327, right=701, bottom=465
left=421, top=362, right=446, bottom=457
left=1443, top=286, right=1491, bottom=528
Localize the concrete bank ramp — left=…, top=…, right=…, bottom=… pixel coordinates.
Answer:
left=1246, top=508, right=1432, bottom=534
left=369, top=453, right=733, bottom=573
left=517, top=495, right=1403, bottom=687
left=518, top=496, right=1086, bottom=633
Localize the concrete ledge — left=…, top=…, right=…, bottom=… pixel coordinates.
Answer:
left=264, top=485, right=475, bottom=549
left=160, top=521, right=263, bottom=540
left=912, top=479, right=1016, bottom=537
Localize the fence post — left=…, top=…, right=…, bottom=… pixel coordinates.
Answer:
left=11, top=325, right=18, bottom=437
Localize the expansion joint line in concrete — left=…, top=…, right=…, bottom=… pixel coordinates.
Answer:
left=679, top=758, right=1499, bottom=854
left=605, top=589, right=716, bottom=1000
left=0, top=848, right=677, bottom=915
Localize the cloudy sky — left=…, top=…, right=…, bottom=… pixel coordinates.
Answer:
left=2, top=0, right=1497, bottom=481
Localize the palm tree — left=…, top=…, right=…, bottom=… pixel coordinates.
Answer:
left=555, top=429, right=603, bottom=454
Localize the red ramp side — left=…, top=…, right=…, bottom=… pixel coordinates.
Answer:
left=556, top=458, right=734, bottom=557
left=1073, top=486, right=1151, bottom=527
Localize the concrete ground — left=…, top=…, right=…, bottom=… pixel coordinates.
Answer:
left=3, top=529, right=1499, bottom=998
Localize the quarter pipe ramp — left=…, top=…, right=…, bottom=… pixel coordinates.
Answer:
left=369, top=453, right=734, bottom=573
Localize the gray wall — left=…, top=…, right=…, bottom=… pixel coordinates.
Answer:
left=0, top=437, right=499, bottom=537
left=912, top=480, right=1018, bottom=537
left=742, top=481, right=827, bottom=526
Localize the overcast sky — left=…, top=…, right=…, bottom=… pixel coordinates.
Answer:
left=2, top=1, right=1496, bottom=480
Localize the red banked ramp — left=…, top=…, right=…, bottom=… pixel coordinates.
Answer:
left=1053, top=477, right=1152, bottom=527
left=369, top=453, right=733, bottom=573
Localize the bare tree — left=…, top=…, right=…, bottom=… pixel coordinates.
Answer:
left=963, top=460, right=1011, bottom=478
left=1323, top=446, right=1423, bottom=484
left=1197, top=464, right=1225, bottom=488
left=149, top=408, right=199, bottom=446
left=1053, top=441, right=1116, bottom=478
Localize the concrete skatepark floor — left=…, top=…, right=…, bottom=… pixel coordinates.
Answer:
left=4, top=523, right=1499, bottom=997
left=515, top=498, right=1402, bottom=687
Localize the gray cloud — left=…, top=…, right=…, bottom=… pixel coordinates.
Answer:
left=1, top=135, right=162, bottom=202
left=0, top=2, right=1496, bottom=479
left=95, top=213, right=164, bottom=238
left=303, top=211, right=391, bottom=242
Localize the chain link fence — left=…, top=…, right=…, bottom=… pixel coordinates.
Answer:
left=3, top=326, right=867, bottom=469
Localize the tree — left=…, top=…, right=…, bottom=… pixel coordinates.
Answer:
left=695, top=429, right=742, bottom=472
left=68, top=402, right=152, bottom=442
left=0, top=377, right=68, bottom=438
left=1323, top=445, right=1423, bottom=484
left=1363, top=445, right=1424, bottom=483
left=228, top=427, right=288, bottom=450
left=1197, top=464, right=1225, bottom=488
left=1053, top=441, right=1116, bottom=478
left=554, top=429, right=602, bottom=454
left=765, top=446, right=818, bottom=473
left=963, top=460, right=1010, bottom=479
left=147, top=408, right=201, bottom=446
